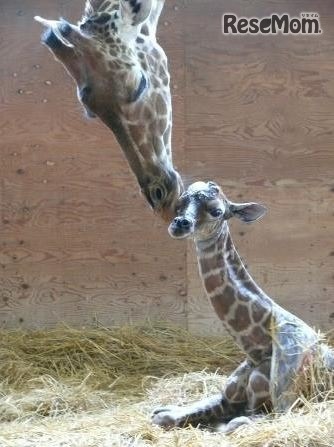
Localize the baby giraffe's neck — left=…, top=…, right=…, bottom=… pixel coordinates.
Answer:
left=195, top=223, right=273, bottom=364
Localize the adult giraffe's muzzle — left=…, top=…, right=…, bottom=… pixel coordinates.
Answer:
left=35, top=16, right=75, bottom=48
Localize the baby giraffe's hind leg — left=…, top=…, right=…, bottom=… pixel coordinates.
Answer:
left=246, top=359, right=271, bottom=412
left=152, top=360, right=252, bottom=429
left=217, top=359, right=271, bottom=434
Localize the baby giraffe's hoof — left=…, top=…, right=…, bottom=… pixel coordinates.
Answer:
left=217, top=416, right=252, bottom=434
left=151, top=406, right=184, bottom=429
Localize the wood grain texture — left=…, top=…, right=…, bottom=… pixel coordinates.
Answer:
left=0, top=261, right=186, bottom=328
left=184, top=0, right=334, bottom=334
left=0, top=0, right=186, bottom=328
left=0, top=0, right=333, bottom=333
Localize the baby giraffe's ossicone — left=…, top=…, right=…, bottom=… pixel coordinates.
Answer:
left=152, top=180, right=334, bottom=432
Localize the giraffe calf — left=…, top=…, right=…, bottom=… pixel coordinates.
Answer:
left=153, top=181, right=334, bottom=431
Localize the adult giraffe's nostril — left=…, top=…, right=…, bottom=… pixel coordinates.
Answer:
left=79, top=85, right=93, bottom=104
left=58, top=20, right=72, bottom=37
left=42, top=28, right=60, bottom=48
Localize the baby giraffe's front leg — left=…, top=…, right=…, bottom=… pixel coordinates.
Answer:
left=152, top=394, right=235, bottom=429
left=152, top=360, right=252, bottom=428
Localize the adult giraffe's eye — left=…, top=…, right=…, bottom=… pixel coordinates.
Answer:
left=150, top=185, right=166, bottom=205
left=155, top=188, right=163, bottom=201
left=209, top=208, right=223, bottom=218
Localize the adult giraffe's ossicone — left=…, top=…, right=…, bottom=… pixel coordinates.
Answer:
left=35, top=0, right=183, bottom=220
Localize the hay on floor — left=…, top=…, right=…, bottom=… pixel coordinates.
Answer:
left=0, top=324, right=333, bottom=447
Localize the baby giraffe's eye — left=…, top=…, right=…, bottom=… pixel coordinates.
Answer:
left=209, top=208, right=223, bottom=218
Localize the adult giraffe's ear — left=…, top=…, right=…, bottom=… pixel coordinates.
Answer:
left=228, top=202, right=267, bottom=223
left=120, top=0, right=153, bottom=26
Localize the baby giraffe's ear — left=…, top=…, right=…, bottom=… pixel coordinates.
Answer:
left=120, top=0, right=153, bottom=26
left=229, top=202, right=267, bottom=223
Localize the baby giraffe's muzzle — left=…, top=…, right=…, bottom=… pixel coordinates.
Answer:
left=168, top=217, right=194, bottom=239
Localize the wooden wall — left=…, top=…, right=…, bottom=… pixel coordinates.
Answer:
left=0, top=0, right=333, bottom=334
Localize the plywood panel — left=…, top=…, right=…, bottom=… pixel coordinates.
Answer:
left=1, top=0, right=333, bottom=333
left=184, top=0, right=334, bottom=334
left=0, top=0, right=186, bottom=328
left=1, top=261, right=186, bottom=328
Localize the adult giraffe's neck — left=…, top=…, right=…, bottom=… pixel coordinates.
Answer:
left=195, top=223, right=273, bottom=362
left=98, top=107, right=182, bottom=221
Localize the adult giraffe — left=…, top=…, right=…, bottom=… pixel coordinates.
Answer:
left=35, top=0, right=183, bottom=220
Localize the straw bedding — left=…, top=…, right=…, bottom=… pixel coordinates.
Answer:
left=0, top=324, right=333, bottom=447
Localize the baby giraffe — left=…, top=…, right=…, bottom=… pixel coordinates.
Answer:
left=152, top=181, right=334, bottom=432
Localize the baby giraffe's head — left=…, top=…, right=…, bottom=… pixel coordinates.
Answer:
left=169, top=181, right=267, bottom=241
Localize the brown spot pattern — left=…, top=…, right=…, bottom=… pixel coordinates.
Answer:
left=200, top=237, right=223, bottom=255
left=109, top=48, right=118, bottom=57
left=228, top=304, right=251, bottom=331
left=147, top=55, right=158, bottom=70
left=138, top=143, right=153, bottom=159
left=149, top=121, right=160, bottom=136
left=199, top=256, right=218, bottom=275
left=210, top=290, right=235, bottom=320
left=152, top=77, right=161, bottom=89
left=251, top=301, right=266, bottom=323
left=241, top=326, right=271, bottom=350
left=141, top=24, right=149, bottom=35
left=247, top=349, right=265, bottom=364
left=204, top=273, right=222, bottom=294
left=249, top=373, right=269, bottom=394
left=151, top=48, right=160, bottom=59
left=142, top=105, right=153, bottom=121
left=236, top=291, right=250, bottom=303
left=129, top=124, right=145, bottom=146
left=202, top=251, right=224, bottom=273
left=225, top=380, right=238, bottom=400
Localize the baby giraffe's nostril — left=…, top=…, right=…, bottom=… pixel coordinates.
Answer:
left=178, top=218, right=191, bottom=229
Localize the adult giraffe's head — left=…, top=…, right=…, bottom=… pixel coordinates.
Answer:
left=35, top=0, right=183, bottom=220
left=169, top=181, right=267, bottom=241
